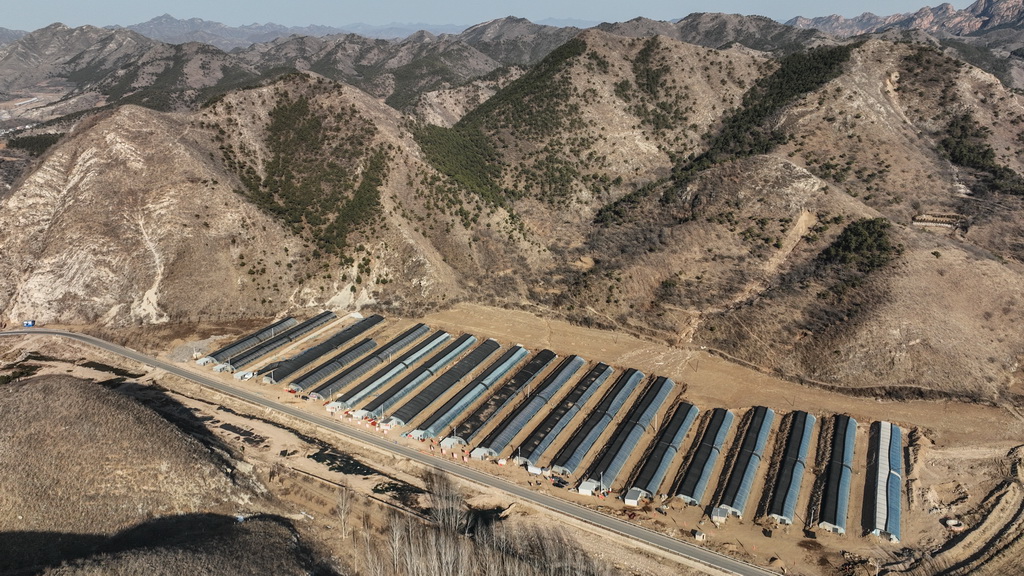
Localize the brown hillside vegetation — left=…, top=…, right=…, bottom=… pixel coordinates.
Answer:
left=689, top=40, right=1024, bottom=399
left=543, top=39, right=1024, bottom=400
left=197, top=72, right=532, bottom=310
left=0, top=105, right=313, bottom=325
left=0, top=376, right=240, bottom=529
left=412, top=66, right=525, bottom=128
left=481, top=30, right=767, bottom=210
left=40, top=515, right=314, bottom=576
left=0, top=375, right=246, bottom=572
left=1, top=28, right=1023, bottom=403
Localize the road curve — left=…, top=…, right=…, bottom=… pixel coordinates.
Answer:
left=1, top=328, right=776, bottom=576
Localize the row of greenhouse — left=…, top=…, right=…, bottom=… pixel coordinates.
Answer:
left=197, top=313, right=904, bottom=541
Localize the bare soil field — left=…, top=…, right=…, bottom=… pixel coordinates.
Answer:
left=423, top=304, right=1024, bottom=448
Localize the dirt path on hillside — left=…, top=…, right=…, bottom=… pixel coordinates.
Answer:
left=730, top=209, right=815, bottom=309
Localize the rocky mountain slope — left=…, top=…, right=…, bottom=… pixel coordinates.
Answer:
left=416, top=31, right=1023, bottom=400
left=0, top=105, right=309, bottom=326
left=0, top=26, right=27, bottom=45
left=600, top=13, right=829, bottom=52
left=0, top=68, right=542, bottom=329
left=786, top=0, right=1024, bottom=90
left=0, top=24, right=156, bottom=95
left=446, top=29, right=767, bottom=221
left=2, top=16, right=1023, bottom=403
left=788, top=0, right=1024, bottom=36
left=0, top=371, right=344, bottom=575
left=542, top=38, right=1024, bottom=400
left=0, top=23, right=269, bottom=121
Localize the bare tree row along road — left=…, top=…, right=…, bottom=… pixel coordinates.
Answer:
left=1, top=328, right=775, bottom=576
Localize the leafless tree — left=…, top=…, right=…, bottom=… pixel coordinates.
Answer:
left=363, top=470, right=619, bottom=576
left=362, top=529, right=386, bottom=576
left=387, top=509, right=407, bottom=575
left=423, top=469, right=470, bottom=534
left=337, top=486, right=352, bottom=540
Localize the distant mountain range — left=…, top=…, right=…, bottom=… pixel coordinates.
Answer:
left=114, top=14, right=605, bottom=50
left=109, top=14, right=472, bottom=49
left=0, top=13, right=823, bottom=119
left=0, top=16, right=471, bottom=51
left=4, top=0, right=1024, bottom=52
left=787, top=0, right=1024, bottom=36
left=0, top=15, right=607, bottom=51
left=8, top=1, right=1024, bottom=112
left=0, top=27, right=27, bottom=44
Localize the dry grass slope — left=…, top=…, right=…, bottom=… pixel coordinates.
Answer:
left=40, top=516, right=313, bottom=576
left=2, top=30, right=1024, bottom=404
left=0, top=375, right=242, bottom=572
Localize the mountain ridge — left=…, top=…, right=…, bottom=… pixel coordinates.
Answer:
left=788, top=0, right=1024, bottom=36
left=0, top=26, right=27, bottom=45
left=109, top=13, right=471, bottom=50
left=2, top=11, right=1023, bottom=410
left=3, top=12, right=1024, bottom=576
left=0, top=12, right=834, bottom=128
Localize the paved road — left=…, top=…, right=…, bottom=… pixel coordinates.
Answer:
left=1, top=328, right=776, bottom=576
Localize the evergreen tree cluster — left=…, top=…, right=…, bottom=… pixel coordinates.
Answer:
left=413, top=124, right=504, bottom=207
left=462, top=37, right=587, bottom=140
left=220, top=75, right=386, bottom=256
left=815, top=217, right=902, bottom=301
left=674, top=43, right=858, bottom=181
left=818, top=217, right=901, bottom=274
left=414, top=38, right=589, bottom=208
left=6, top=133, right=63, bottom=156
left=940, top=113, right=1024, bottom=195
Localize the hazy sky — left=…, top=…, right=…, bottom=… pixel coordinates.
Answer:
left=6, top=0, right=974, bottom=32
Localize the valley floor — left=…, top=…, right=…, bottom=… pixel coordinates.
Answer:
left=3, top=303, right=1023, bottom=575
